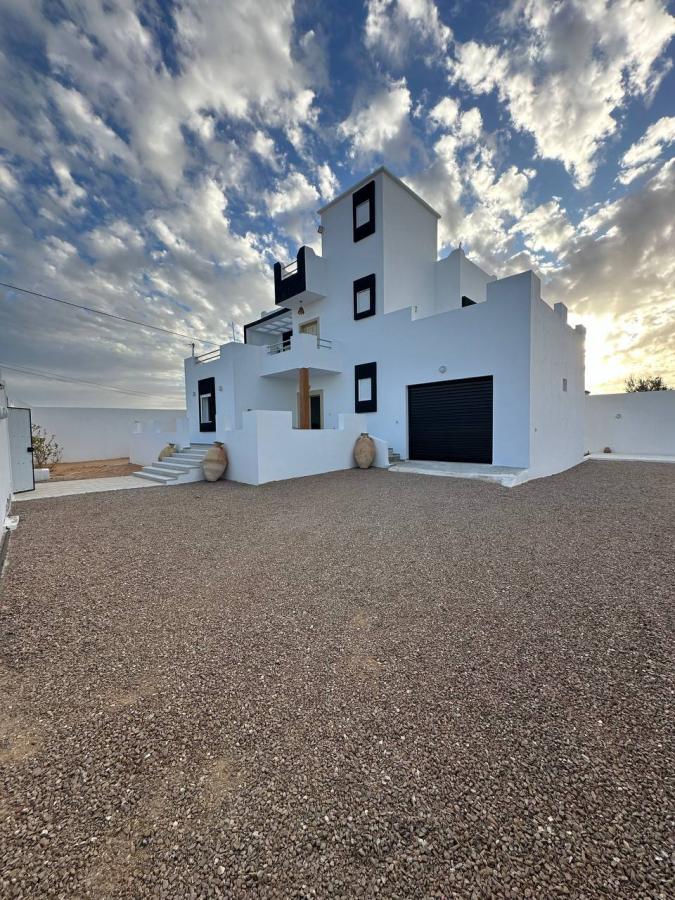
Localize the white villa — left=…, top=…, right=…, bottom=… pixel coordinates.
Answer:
left=178, top=166, right=586, bottom=485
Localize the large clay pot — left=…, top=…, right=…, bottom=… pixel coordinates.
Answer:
left=354, top=433, right=375, bottom=469
left=202, top=441, right=228, bottom=481
left=158, top=442, right=176, bottom=461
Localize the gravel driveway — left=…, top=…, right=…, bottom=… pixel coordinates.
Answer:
left=1, top=461, right=673, bottom=898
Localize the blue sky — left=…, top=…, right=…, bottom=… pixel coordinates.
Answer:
left=0, top=0, right=674, bottom=406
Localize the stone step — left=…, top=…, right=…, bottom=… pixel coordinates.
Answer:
left=133, top=471, right=175, bottom=484
left=142, top=466, right=180, bottom=480
left=170, top=454, right=204, bottom=465
left=151, top=461, right=194, bottom=474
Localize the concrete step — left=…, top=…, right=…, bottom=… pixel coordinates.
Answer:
left=169, top=454, right=204, bottom=466
left=143, top=465, right=181, bottom=479
left=134, top=471, right=175, bottom=484
left=151, top=461, right=194, bottom=474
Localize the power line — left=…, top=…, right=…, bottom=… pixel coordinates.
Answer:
left=0, top=280, right=222, bottom=346
left=0, top=362, right=173, bottom=399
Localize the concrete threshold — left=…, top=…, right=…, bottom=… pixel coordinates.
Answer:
left=388, top=460, right=527, bottom=487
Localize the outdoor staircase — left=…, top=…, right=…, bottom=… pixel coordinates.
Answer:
left=388, top=447, right=402, bottom=464
left=133, top=444, right=210, bottom=485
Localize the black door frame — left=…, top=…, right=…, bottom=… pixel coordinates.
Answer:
left=198, top=377, right=216, bottom=432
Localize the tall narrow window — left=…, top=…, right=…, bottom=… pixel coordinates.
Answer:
left=353, top=273, right=376, bottom=320
left=355, top=362, right=377, bottom=413
left=352, top=180, right=375, bottom=242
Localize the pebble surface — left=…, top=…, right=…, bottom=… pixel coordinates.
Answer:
left=0, top=461, right=673, bottom=898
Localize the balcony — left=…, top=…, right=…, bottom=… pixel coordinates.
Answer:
left=274, top=246, right=327, bottom=310
left=260, top=331, right=342, bottom=378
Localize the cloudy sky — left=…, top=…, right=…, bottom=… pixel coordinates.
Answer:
left=0, top=0, right=674, bottom=407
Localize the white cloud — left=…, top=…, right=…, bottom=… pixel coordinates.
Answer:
left=339, top=78, right=414, bottom=162
left=250, top=130, right=280, bottom=169
left=619, top=116, right=675, bottom=184
left=0, top=161, right=18, bottom=193
left=365, top=0, right=451, bottom=64
left=515, top=199, right=575, bottom=254
left=428, top=97, right=459, bottom=130
left=451, top=0, right=675, bottom=186
left=264, top=171, right=321, bottom=246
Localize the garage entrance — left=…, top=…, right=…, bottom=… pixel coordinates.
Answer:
left=408, top=376, right=493, bottom=463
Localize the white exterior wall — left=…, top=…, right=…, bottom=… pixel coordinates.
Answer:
left=0, top=382, right=12, bottom=525
left=381, top=173, right=437, bottom=316
left=219, top=411, right=387, bottom=485
left=432, top=250, right=495, bottom=317
left=585, top=391, right=675, bottom=455
left=29, top=407, right=186, bottom=462
left=527, top=286, right=586, bottom=477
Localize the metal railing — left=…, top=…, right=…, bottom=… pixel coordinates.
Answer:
left=266, top=335, right=333, bottom=355
left=195, top=348, right=221, bottom=363
left=279, top=259, right=299, bottom=280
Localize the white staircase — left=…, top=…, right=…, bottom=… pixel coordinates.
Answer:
left=133, top=444, right=210, bottom=485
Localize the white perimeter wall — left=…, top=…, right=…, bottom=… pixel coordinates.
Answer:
left=0, top=383, right=12, bottom=526
left=30, top=407, right=186, bottom=462
left=222, top=410, right=388, bottom=485
left=585, top=391, right=675, bottom=455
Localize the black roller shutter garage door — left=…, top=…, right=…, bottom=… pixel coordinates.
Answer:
left=408, top=376, right=493, bottom=463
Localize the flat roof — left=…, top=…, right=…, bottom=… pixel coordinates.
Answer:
left=317, top=165, right=441, bottom=219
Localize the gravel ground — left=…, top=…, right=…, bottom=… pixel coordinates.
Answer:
left=0, top=461, right=672, bottom=899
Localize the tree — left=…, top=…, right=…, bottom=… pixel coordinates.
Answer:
left=31, top=424, right=62, bottom=469
left=625, top=374, right=670, bottom=393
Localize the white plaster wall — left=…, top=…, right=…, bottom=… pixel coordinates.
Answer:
left=185, top=344, right=298, bottom=439
left=301, top=278, right=533, bottom=466
left=585, top=391, right=675, bottom=455
left=29, top=407, right=186, bottom=462
left=527, top=288, right=586, bottom=477
left=129, top=421, right=190, bottom=466
left=431, top=250, right=494, bottom=317
left=218, top=410, right=386, bottom=485
left=0, top=382, right=12, bottom=523
left=382, top=173, right=437, bottom=316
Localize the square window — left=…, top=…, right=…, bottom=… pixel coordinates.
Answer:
left=355, top=201, right=370, bottom=228
left=355, top=362, right=377, bottom=413
left=353, top=273, right=376, bottom=320
left=356, top=289, right=371, bottom=314
left=352, top=180, right=375, bottom=242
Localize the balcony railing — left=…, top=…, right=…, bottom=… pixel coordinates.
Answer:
left=279, top=259, right=299, bottom=280
left=195, top=348, right=221, bottom=363
left=267, top=335, right=333, bottom=355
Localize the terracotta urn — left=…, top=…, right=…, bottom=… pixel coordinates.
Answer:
left=354, top=433, right=375, bottom=469
left=158, top=442, right=176, bottom=461
left=202, top=441, right=228, bottom=481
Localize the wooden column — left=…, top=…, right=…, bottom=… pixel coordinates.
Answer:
left=298, top=367, right=310, bottom=430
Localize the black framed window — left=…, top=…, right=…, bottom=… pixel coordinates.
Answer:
left=352, top=180, right=375, bottom=242
left=353, top=273, right=376, bottom=320
left=355, top=362, right=377, bottom=413
left=198, top=376, right=216, bottom=432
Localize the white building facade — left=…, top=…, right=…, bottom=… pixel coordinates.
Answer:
left=184, top=167, right=586, bottom=480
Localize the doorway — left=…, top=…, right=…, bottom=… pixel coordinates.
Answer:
left=300, top=319, right=319, bottom=338
left=297, top=389, right=323, bottom=429
left=310, top=391, right=322, bottom=429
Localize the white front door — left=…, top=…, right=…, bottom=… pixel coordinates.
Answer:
left=8, top=407, right=35, bottom=493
